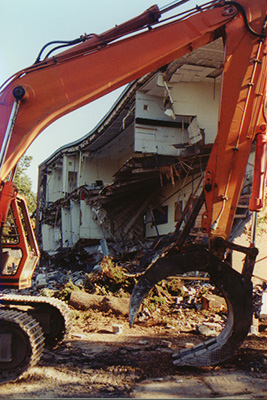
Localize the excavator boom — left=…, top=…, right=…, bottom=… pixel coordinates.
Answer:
left=0, top=3, right=235, bottom=181
left=203, top=1, right=267, bottom=239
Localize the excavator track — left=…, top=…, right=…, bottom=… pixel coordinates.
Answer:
left=0, top=294, right=72, bottom=348
left=0, top=309, right=45, bottom=384
left=129, top=247, right=253, bottom=367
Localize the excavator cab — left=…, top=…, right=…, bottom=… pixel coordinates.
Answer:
left=0, top=188, right=39, bottom=290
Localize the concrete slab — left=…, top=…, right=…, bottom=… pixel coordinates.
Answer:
left=203, top=372, right=267, bottom=398
left=131, top=376, right=213, bottom=398
left=131, top=371, right=267, bottom=399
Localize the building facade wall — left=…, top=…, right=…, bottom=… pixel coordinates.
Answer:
left=135, top=79, right=220, bottom=156
left=38, top=72, right=222, bottom=253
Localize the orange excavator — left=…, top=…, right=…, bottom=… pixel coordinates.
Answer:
left=0, top=0, right=266, bottom=382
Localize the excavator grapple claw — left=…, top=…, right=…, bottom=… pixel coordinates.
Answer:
left=129, top=248, right=253, bottom=367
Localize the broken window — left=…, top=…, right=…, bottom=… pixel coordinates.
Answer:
left=174, top=200, right=183, bottom=222
left=68, top=171, right=77, bottom=193
left=152, top=205, right=168, bottom=225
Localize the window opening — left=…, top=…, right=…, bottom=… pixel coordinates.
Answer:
left=152, top=205, right=168, bottom=225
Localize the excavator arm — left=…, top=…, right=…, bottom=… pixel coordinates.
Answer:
left=130, top=0, right=267, bottom=367
left=0, top=0, right=266, bottom=367
left=203, top=2, right=267, bottom=240
left=0, top=2, right=235, bottom=181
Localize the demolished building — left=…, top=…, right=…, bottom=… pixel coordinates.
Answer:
left=36, top=38, right=254, bottom=256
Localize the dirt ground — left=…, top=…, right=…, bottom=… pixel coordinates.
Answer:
left=0, top=307, right=266, bottom=399
left=1, top=218, right=266, bottom=399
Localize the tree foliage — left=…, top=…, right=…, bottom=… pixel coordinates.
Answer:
left=14, top=155, right=36, bottom=215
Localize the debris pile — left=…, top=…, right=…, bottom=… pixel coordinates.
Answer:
left=4, top=240, right=265, bottom=339
left=32, top=255, right=231, bottom=337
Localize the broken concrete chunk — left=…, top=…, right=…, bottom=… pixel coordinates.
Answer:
left=35, top=273, right=47, bottom=288
left=197, top=324, right=216, bottom=337
left=112, top=324, right=123, bottom=334
left=201, top=294, right=227, bottom=311
left=175, top=296, right=183, bottom=305
left=92, top=264, right=102, bottom=273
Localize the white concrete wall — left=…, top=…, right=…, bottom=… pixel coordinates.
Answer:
left=79, top=156, right=120, bottom=186
left=79, top=201, right=106, bottom=239
left=171, top=81, right=220, bottom=144
left=135, top=80, right=220, bottom=155
left=46, top=169, right=63, bottom=203
left=62, top=155, right=79, bottom=194
left=42, top=145, right=132, bottom=252
left=61, top=207, right=72, bottom=248
left=70, top=200, right=80, bottom=245
left=134, top=125, right=186, bottom=156
left=41, top=224, right=61, bottom=252
left=136, top=91, right=170, bottom=121
left=42, top=75, right=221, bottom=251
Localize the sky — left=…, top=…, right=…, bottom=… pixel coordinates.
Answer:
left=0, top=0, right=207, bottom=192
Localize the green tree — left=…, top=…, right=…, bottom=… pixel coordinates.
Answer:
left=14, top=155, right=36, bottom=215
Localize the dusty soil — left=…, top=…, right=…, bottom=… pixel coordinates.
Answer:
left=1, top=214, right=266, bottom=399
left=0, top=308, right=266, bottom=399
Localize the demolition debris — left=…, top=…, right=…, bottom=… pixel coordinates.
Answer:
left=6, top=244, right=265, bottom=340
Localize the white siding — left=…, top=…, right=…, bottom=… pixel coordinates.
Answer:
left=135, top=80, right=220, bottom=155
left=70, top=200, right=80, bottom=245
left=135, top=125, right=185, bottom=156
left=79, top=201, right=105, bottom=239
left=46, top=169, right=63, bottom=203
left=61, top=207, right=72, bottom=247
left=171, top=82, right=220, bottom=144
left=41, top=224, right=61, bottom=252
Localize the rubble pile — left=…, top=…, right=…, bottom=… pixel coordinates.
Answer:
left=29, top=253, right=231, bottom=338
left=4, top=239, right=265, bottom=339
